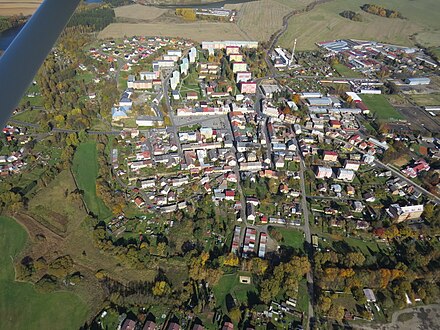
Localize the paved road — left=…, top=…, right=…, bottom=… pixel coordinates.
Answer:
left=294, top=136, right=315, bottom=324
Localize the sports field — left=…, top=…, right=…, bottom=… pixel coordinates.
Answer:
left=72, top=142, right=112, bottom=219
left=0, top=216, right=88, bottom=330
left=361, top=94, right=404, bottom=121
left=279, top=0, right=440, bottom=50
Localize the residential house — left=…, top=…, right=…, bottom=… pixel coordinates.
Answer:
left=337, top=168, right=355, bottom=181
left=121, top=319, right=137, bottom=330
left=344, top=160, right=361, bottom=171
left=323, top=151, right=338, bottom=162
left=315, top=166, right=333, bottom=179
left=387, top=204, right=424, bottom=223
left=143, top=321, right=156, bottom=330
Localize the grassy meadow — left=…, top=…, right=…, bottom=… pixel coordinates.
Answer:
left=279, top=0, right=440, bottom=50
left=0, top=216, right=89, bottom=330
left=361, top=94, right=404, bottom=122
left=277, top=227, right=305, bottom=251
left=72, top=142, right=112, bottom=219
left=27, top=170, right=87, bottom=236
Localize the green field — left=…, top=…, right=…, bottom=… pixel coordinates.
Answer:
left=332, top=63, right=364, bottom=78
left=0, top=216, right=88, bottom=330
left=28, top=170, right=88, bottom=235
left=279, top=0, right=440, bottom=50
left=277, top=228, right=305, bottom=251
left=410, top=93, right=440, bottom=107
left=72, top=142, right=112, bottom=219
left=213, top=273, right=258, bottom=313
left=11, top=109, right=41, bottom=123
left=361, top=94, right=404, bottom=121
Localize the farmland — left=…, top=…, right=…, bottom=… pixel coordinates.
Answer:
left=279, top=0, right=440, bottom=50
left=99, top=21, right=248, bottom=41
left=114, top=4, right=167, bottom=22
left=361, top=94, right=404, bottom=122
left=72, top=142, right=112, bottom=219
left=230, top=0, right=291, bottom=41
left=0, top=0, right=41, bottom=16
left=0, top=216, right=89, bottom=330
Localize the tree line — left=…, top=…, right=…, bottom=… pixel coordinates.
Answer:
left=339, top=10, right=363, bottom=22
left=361, top=4, right=403, bottom=19
left=0, top=15, right=28, bottom=33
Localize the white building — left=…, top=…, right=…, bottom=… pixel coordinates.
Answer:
left=315, top=166, right=333, bottom=179
left=405, top=77, right=430, bottom=85
left=136, top=116, right=164, bottom=127
left=337, top=168, right=355, bottom=181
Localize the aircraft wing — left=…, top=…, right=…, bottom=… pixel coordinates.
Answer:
left=0, top=0, right=81, bottom=127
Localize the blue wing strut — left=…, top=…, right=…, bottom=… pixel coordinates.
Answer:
left=0, top=0, right=81, bottom=127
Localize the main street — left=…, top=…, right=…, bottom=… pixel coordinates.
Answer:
left=294, top=136, right=315, bottom=327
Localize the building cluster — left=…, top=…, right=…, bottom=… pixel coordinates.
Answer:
left=317, top=39, right=438, bottom=76
left=0, top=126, right=29, bottom=176
left=171, top=42, right=258, bottom=110
left=195, top=8, right=236, bottom=21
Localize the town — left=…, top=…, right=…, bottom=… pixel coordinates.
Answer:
left=3, top=33, right=440, bottom=330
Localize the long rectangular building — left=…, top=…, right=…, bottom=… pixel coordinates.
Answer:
left=202, top=40, right=258, bottom=50
left=242, top=227, right=257, bottom=257
left=231, top=226, right=241, bottom=254
left=258, top=232, right=267, bottom=258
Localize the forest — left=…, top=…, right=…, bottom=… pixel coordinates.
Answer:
left=68, top=7, right=115, bottom=31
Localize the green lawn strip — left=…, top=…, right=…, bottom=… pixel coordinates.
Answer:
left=332, top=63, right=363, bottom=78
left=72, top=142, right=112, bottom=219
left=12, top=109, right=41, bottom=123
left=361, top=94, right=404, bottom=121
left=0, top=216, right=89, bottom=330
left=297, top=278, right=309, bottom=314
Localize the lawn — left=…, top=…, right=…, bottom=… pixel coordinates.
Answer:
left=332, top=63, right=364, bottom=78
left=213, top=273, right=258, bottom=313
left=11, top=109, right=41, bottom=123
left=277, top=228, right=305, bottom=251
left=361, top=94, right=404, bottom=122
left=0, top=216, right=89, bottom=330
left=72, top=142, right=112, bottom=219
left=297, top=278, right=309, bottom=314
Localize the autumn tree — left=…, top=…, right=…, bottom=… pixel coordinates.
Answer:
left=152, top=281, right=171, bottom=297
